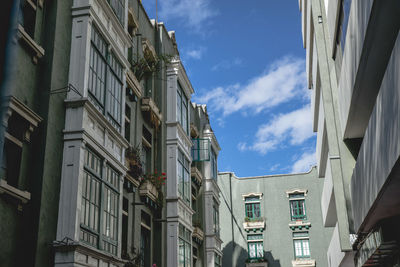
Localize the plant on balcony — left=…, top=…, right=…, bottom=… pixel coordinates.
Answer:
left=141, top=170, right=167, bottom=207
left=245, top=258, right=267, bottom=263
left=131, top=54, right=172, bottom=81
left=125, top=145, right=143, bottom=180
left=245, top=216, right=265, bottom=222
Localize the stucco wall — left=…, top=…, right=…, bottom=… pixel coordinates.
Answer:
left=218, top=168, right=332, bottom=267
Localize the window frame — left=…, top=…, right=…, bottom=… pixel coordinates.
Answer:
left=177, top=82, right=189, bottom=135
left=247, top=234, right=264, bottom=260
left=244, top=196, right=261, bottom=220
left=289, top=193, right=306, bottom=221
left=88, top=26, right=124, bottom=132
left=210, top=148, right=217, bottom=180
left=107, top=0, right=125, bottom=26
left=80, top=148, right=120, bottom=256
left=178, top=149, right=191, bottom=206
left=179, top=224, right=192, bottom=267
left=191, top=138, right=210, bottom=162
left=293, top=232, right=311, bottom=259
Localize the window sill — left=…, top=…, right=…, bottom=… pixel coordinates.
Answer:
left=17, top=24, right=45, bottom=64
left=291, top=259, right=315, bottom=267
left=0, top=179, right=31, bottom=204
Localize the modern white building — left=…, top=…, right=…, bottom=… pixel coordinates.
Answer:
left=299, top=0, right=400, bottom=266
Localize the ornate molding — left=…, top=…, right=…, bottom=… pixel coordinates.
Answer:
left=286, top=189, right=308, bottom=198
left=242, top=193, right=263, bottom=201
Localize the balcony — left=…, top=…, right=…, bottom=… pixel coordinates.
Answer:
left=191, top=166, right=203, bottom=186
left=192, top=226, right=204, bottom=245
left=141, top=97, right=162, bottom=128
left=139, top=180, right=158, bottom=203
left=243, top=217, right=266, bottom=232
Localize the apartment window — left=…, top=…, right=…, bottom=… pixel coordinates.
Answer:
left=191, top=138, right=210, bottom=161
left=141, top=127, right=152, bottom=174
left=178, top=150, right=191, bottom=205
left=179, top=224, right=192, bottom=267
left=213, top=201, right=220, bottom=236
left=247, top=234, right=264, bottom=259
left=107, top=0, right=125, bottom=26
left=293, top=232, right=310, bottom=259
left=177, top=83, right=189, bottom=135
left=0, top=97, right=41, bottom=203
left=211, top=148, right=217, bottom=180
left=19, top=0, right=38, bottom=38
left=334, top=0, right=352, bottom=81
left=88, top=27, right=123, bottom=132
left=215, top=253, right=222, bottom=267
left=289, top=193, right=306, bottom=220
left=245, top=196, right=261, bottom=220
left=140, top=211, right=151, bottom=267
left=80, top=148, right=120, bottom=255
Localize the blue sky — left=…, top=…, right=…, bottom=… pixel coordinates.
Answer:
left=143, top=0, right=316, bottom=177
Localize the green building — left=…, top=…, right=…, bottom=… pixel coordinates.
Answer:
left=218, top=168, right=332, bottom=267
left=0, top=0, right=221, bottom=266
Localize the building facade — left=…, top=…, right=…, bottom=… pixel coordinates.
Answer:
left=0, top=0, right=221, bottom=267
left=299, top=0, right=400, bottom=266
left=218, top=168, right=332, bottom=267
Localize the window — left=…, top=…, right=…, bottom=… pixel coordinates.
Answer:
left=178, top=150, right=191, bottom=205
left=244, top=196, right=261, bottom=220
left=191, top=138, right=210, bottom=161
left=293, top=232, right=310, bottom=258
left=19, top=0, right=38, bottom=38
left=141, top=127, right=152, bottom=174
left=247, top=234, right=264, bottom=259
left=289, top=193, right=306, bottom=220
left=334, top=0, right=352, bottom=81
left=213, top=202, right=220, bottom=236
left=80, top=149, right=120, bottom=255
left=0, top=97, right=41, bottom=203
left=140, top=211, right=151, bottom=267
left=107, top=0, right=125, bottom=26
left=88, top=27, right=123, bottom=132
left=211, top=148, right=217, bottom=180
left=177, top=83, right=189, bottom=135
left=179, top=224, right=192, bottom=267
left=215, top=253, right=222, bottom=267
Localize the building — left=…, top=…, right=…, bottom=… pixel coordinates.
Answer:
left=218, top=168, right=332, bottom=267
left=299, top=0, right=400, bottom=266
left=0, top=0, right=221, bottom=266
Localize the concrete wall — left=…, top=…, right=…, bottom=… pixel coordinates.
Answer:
left=351, top=33, right=400, bottom=233
left=218, top=168, right=332, bottom=267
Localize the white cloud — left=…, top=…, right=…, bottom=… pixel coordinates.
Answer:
left=243, top=105, right=314, bottom=155
left=291, top=151, right=316, bottom=173
left=212, top=58, right=242, bottom=71
left=195, top=57, right=307, bottom=116
left=237, top=142, right=248, bottom=151
left=159, top=0, right=217, bottom=29
left=185, top=47, right=206, bottom=60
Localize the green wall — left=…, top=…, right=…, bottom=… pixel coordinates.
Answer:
left=218, top=167, right=332, bottom=267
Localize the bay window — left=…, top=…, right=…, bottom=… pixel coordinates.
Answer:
left=80, top=148, right=120, bottom=255
left=178, top=150, right=190, bottom=205
left=177, top=83, right=189, bottom=135
left=179, top=224, right=192, bottom=267
left=88, top=26, right=123, bottom=132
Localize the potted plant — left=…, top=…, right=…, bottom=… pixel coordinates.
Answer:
left=125, top=146, right=143, bottom=180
